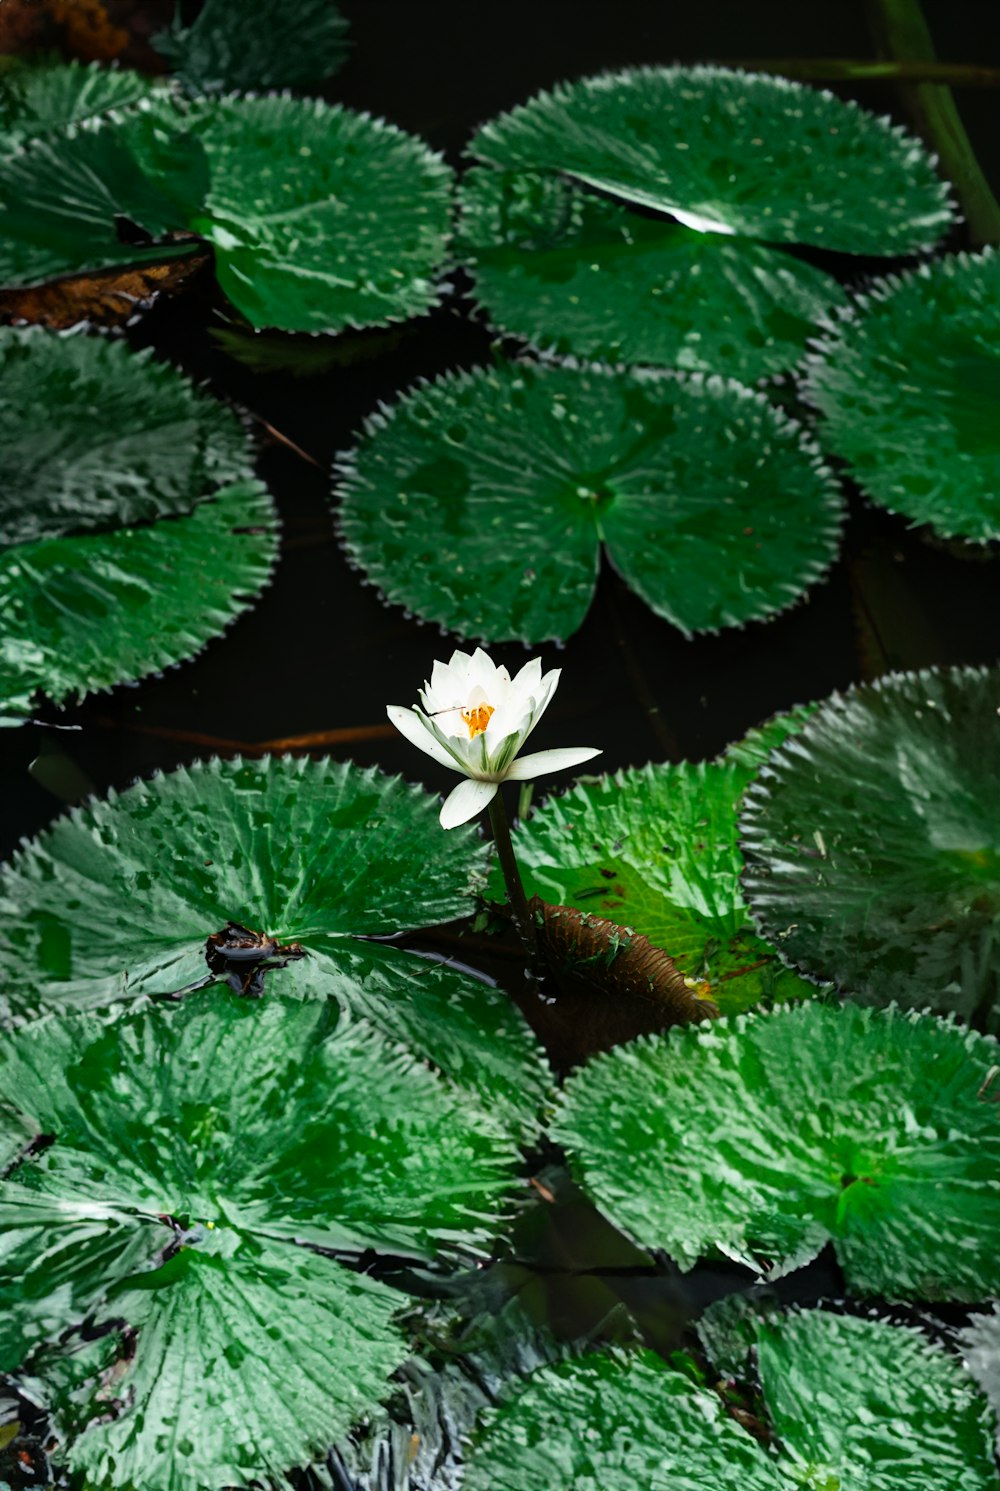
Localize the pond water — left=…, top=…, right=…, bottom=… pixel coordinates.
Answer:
left=3, top=0, right=999, bottom=862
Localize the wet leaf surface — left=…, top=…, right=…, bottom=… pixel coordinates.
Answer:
left=554, top=1002, right=1000, bottom=1298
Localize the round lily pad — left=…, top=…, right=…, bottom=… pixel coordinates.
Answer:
left=498, top=752, right=817, bottom=1017
left=740, top=666, right=1000, bottom=1028
left=0, top=754, right=548, bottom=1121
left=457, top=166, right=847, bottom=380
left=805, top=250, right=1000, bottom=542
left=0, top=986, right=518, bottom=1491
left=470, top=65, right=953, bottom=254
left=463, top=1350, right=786, bottom=1491
left=0, top=478, right=277, bottom=725
left=337, top=360, right=844, bottom=643
left=0, top=327, right=252, bottom=546
left=152, top=0, right=349, bottom=94
left=463, top=1313, right=1000, bottom=1491
left=756, top=1310, right=1000, bottom=1491
left=0, top=90, right=453, bottom=333
left=553, top=1001, right=1000, bottom=1298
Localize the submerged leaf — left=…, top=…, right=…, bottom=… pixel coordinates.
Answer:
left=805, top=249, right=1000, bottom=542
left=457, top=166, right=846, bottom=379
left=740, top=666, right=1000, bottom=1028
left=338, top=360, right=843, bottom=643
left=153, top=0, right=349, bottom=93
left=553, top=1002, right=1000, bottom=1297
left=469, top=65, right=953, bottom=253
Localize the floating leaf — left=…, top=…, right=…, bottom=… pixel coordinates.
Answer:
left=0, top=755, right=548, bottom=1120
left=805, top=250, right=1000, bottom=543
left=0, top=58, right=159, bottom=147
left=722, top=700, right=818, bottom=772
left=554, top=1002, right=1000, bottom=1297
left=0, top=478, right=277, bottom=725
left=740, top=666, right=1000, bottom=1028
left=499, top=753, right=817, bottom=1018
left=469, top=65, right=953, bottom=254
left=338, top=360, right=843, bottom=643
left=0, top=246, right=210, bottom=329
left=153, top=0, right=349, bottom=94
left=0, top=987, right=518, bottom=1491
left=457, top=166, right=847, bottom=380
left=0, top=91, right=453, bottom=334
left=0, top=327, right=252, bottom=546
left=463, top=1313, right=1000, bottom=1491
left=756, top=1310, right=1000, bottom=1491
left=463, top=1350, right=786, bottom=1491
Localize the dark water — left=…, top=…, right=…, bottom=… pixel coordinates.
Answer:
left=3, top=0, right=1000, bottom=861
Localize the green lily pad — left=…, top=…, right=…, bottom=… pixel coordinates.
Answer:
left=0, top=987, right=518, bottom=1491
left=0, top=755, right=548, bottom=1120
left=740, top=666, right=1000, bottom=1028
left=0, top=479, right=277, bottom=726
left=553, top=1001, right=1000, bottom=1298
left=496, top=745, right=816, bottom=1016
left=805, top=250, right=1000, bottom=543
left=470, top=66, right=953, bottom=254
left=0, top=327, right=252, bottom=546
left=457, top=166, right=847, bottom=380
left=153, top=0, right=348, bottom=93
left=0, top=59, right=161, bottom=147
left=756, top=1310, right=1000, bottom=1491
left=338, top=360, right=843, bottom=643
left=463, top=1312, right=1000, bottom=1491
left=0, top=91, right=453, bottom=334
left=463, top=1350, right=786, bottom=1491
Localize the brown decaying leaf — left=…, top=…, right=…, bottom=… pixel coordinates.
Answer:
left=527, top=896, right=717, bottom=1068
left=0, top=250, right=210, bottom=330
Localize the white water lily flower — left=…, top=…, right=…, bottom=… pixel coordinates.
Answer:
left=387, top=648, right=601, bottom=829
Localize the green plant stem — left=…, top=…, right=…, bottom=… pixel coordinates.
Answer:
left=487, top=788, right=540, bottom=968
left=864, top=0, right=1000, bottom=245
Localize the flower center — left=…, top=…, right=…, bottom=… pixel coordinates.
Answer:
left=461, top=703, right=494, bottom=738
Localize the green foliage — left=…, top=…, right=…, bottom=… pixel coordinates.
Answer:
left=469, top=66, right=953, bottom=254
left=457, top=166, right=847, bottom=380
left=0, top=87, right=453, bottom=334
left=0, top=479, right=277, bottom=725
left=0, top=58, right=161, bottom=146
left=497, top=741, right=816, bottom=1015
left=153, top=0, right=349, bottom=94
left=740, top=666, right=1000, bottom=1028
left=805, top=249, right=1000, bottom=542
left=0, top=755, right=549, bottom=1120
left=962, top=1307, right=1000, bottom=1454
left=338, top=360, right=843, bottom=643
left=463, top=1350, right=786, bottom=1491
left=0, top=987, right=519, bottom=1491
left=553, top=1002, right=1000, bottom=1298
left=756, top=1310, right=1000, bottom=1491
left=463, top=1312, right=1000, bottom=1491
left=0, top=328, right=252, bottom=546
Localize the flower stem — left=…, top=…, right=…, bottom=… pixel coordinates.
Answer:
left=487, top=788, right=540, bottom=968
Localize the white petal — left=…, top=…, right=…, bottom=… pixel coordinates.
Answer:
left=439, top=777, right=498, bottom=829
left=505, top=746, right=602, bottom=780
left=468, top=647, right=500, bottom=696
left=484, top=699, right=530, bottom=742
left=386, top=706, right=464, bottom=772
left=511, top=656, right=543, bottom=695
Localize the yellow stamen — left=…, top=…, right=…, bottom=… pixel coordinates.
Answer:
left=461, top=703, right=494, bottom=738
